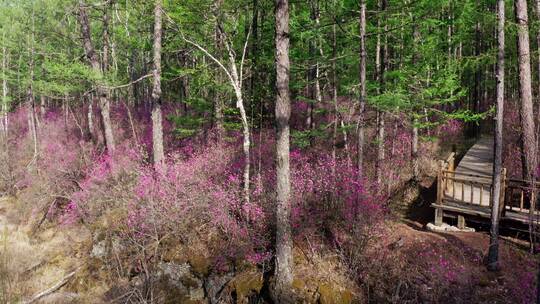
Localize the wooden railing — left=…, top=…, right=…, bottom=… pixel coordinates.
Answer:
left=441, top=171, right=494, bottom=206
left=435, top=152, right=540, bottom=224
left=504, top=179, right=540, bottom=214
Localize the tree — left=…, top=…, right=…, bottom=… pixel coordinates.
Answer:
left=515, top=0, right=537, bottom=188
left=178, top=2, right=252, bottom=204
left=78, top=0, right=115, bottom=154
left=213, top=0, right=226, bottom=140
left=375, top=0, right=387, bottom=186
left=151, top=0, right=165, bottom=168
left=357, top=0, right=367, bottom=178
left=487, top=0, right=504, bottom=272
left=274, top=0, right=293, bottom=302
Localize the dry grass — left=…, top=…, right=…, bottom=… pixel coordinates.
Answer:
left=0, top=196, right=90, bottom=303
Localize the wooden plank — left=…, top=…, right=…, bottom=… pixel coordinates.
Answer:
left=442, top=176, right=492, bottom=187
left=520, top=190, right=524, bottom=212
left=431, top=203, right=491, bottom=218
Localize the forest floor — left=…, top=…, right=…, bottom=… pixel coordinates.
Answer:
left=0, top=158, right=537, bottom=303
left=1, top=188, right=537, bottom=303
left=0, top=196, right=90, bottom=303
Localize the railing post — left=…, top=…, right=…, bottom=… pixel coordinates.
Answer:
left=448, top=153, right=455, bottom=194
left=449, top=153, right=455, bottom=172
left=435, top=160, right=444, bottom=226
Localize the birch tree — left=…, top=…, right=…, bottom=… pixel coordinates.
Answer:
left=177, top=8, right=253, bottom=204
left=274, top=0, right=293, bottom=302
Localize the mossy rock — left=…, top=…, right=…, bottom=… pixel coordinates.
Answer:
left=318, top=283, right=353, bottom=304
left=228, top=270, right=264, bottom=303
left=188, top=254, right=211, bottom=277
left=293, top=278, right=307, bottom=291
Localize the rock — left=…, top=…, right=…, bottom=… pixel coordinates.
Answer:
left=388, top=237, right=405, bottom=250
left=90, top=234, right=124, bottom=259
left=156, top=262, right=205, bottom=301
left=205, top=272, right=235, bottom=304
left=318, top=283, right=353, bottom=304
left=90, top=240, right=106, bottom=259
left=426, top=222, right=475, bottom=233
left=226, top=270, right=264, bottom=304
left=188, top=253, right=211, bottom=277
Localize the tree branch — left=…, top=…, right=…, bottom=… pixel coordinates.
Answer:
left=23, top=270, right=78, bottom=304
left=105, top=73, right=153, bottom=90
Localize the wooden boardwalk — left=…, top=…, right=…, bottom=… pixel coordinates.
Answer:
left=432, top=137, right=540, bottom=228
left=448, top=137, right=493, bottom=207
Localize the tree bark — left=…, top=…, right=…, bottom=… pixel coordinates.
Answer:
left=534, top=4, right=540, bottom=298
left=515, top=0, right=537, bottom=182
left=40, top=96, right=46, bottom=118
left=151, top=0, right=165, bottom=168
left=376, top=0, right=387, bottom=185
left=487, top=0, right=505, bottom=272
left=331, top=8, right=338, bottom=176
left=515, top=0, right=539, bottom=252
left=102, top=2, right=111, bottom=73
left=214, top=0, right=225, bottom=139
left=412, top=20, right=421, bottom=180
left=357, top=0, right=366, bottom=178
left=27, top=11, right=38, bottom=160
left=376, top=111, right=385, bottom=185
left=274, top=0, right=293, bottom=301
left=306, top=0, right=319, bottom=130
left=78, top=1, right=115, bottom=153
left=2, top=45, right=8, bottom=135
left=87, top=98, right=95, bottom=141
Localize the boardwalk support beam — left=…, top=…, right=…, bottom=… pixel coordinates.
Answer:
left=457, top=215, right=466, bottom=229
left=435, top=208, right=443, bottom=226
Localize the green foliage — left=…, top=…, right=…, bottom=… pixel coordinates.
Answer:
left=0, top=0, right=521, bottom=142
left=292, top=127, right=327, bottom=149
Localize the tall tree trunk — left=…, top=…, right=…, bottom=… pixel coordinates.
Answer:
left=376, top=0, right=387, bottom=185
left=78, top=1, right=115, bottom=153
left=357, top=0, right=367, bottom=178
left=251, top=0, right=259, bottom=126
left=515, top=0, right=537, bottom=182
left=27, top=10, right=38, bottom=160
left=515, top=0, right=538, bottom=252
left=332, top=8, right=338, bottom=176
left=412, top=20, right=421, bottom=180
left=151, top=0, right=165, bottom=168
left=217, top=28, right=252, bottom=206
left=306, top=0, right=319, bottom=130
left=274, top=0, right=293, bottom=301
left=534, top=6, right=540, bottom=294
left=488, top=0, right=505, bottom=272
left=1, top=45, right=8, bottom=136
left=214, top=0, right=225, bottom=139
left=102, top=2, right=111, bottom=73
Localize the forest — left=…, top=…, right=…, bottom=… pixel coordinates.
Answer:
left=0, top=0, right=539, bottom=303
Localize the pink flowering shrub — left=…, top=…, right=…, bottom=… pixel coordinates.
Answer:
left=0, top=107, right=93, bottom=225
left=436, top=118, right=463, bottom=139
